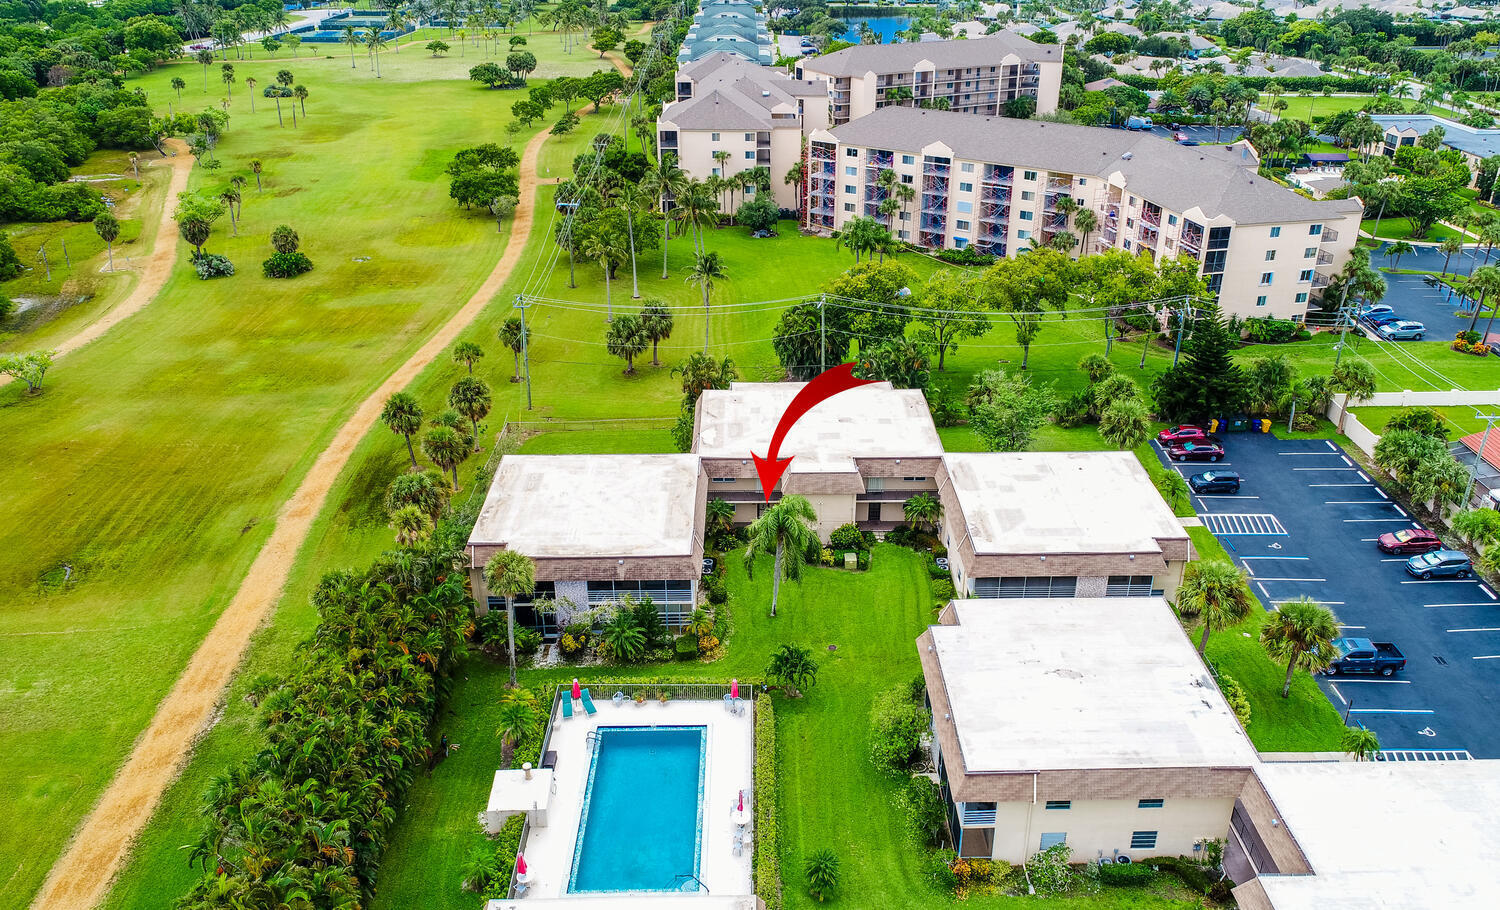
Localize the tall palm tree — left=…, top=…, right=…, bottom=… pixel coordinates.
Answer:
left=616, top=181, right=647, bottom=298
left=244, top=75, right=257, bottom=112
left=485, top=549, right=537, bottom=687
left=686, top=251, right=728, bottom=353
left=1384, top=240, right=1414, bottom=271
left=499, top=315, right=524, bottom=382
left=1466, top=264, right=1500, bottom=333
left=390, top=505, right=434, bottom=546
left=743, top=494, right=819, bottom=618
left=581, top=231, right=626, bottom=320
left=672, top=351, right=737, bottom=401
left=448, top=376, right=492, bottom=451
left=365, top=27, right=388, bottom=78
left=422, top=425, right=470, bottom=490
left=605, top=313, right=649, bottom=374
left=381, top=391, right=424, bottom=469
left=1074, top=208, right=1099, bottom=254
left=452, top=341, right=485, bottom=375
left=1177, top=560, right=1254, bottom=654
left=1260, top=596, right=1340, bottom=698
left=639, top=301, right=674, bottom=367
left=341, top=24, right=361, bottom=67
left=902, top=492, right=942, bottom=532
left=1439, top=235, right=1464, bottom=278
left=495, top=691, right=539, bottom=765
left=642, top=156, right=687, bottom=278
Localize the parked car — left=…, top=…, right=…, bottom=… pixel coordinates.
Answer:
left=1188, top=471, right=1241, bottom=494
left=1377, top=528, right=1443, bottom=555
left=1378, top=320, right=1426, bottom=341
left=1126, top=115, right=1154, bottom=130
left=1168, top=440, right=1225, bottom=462
left=1157, top=424, right=1211, bottom=444
left=1364, top=313, right=1402, bottom=328
left=1323, top=637, right=1407, bottom=677
left=1405, top=549, right=1473, bottom=579
left=1357, top=304, right=1395, bottom=319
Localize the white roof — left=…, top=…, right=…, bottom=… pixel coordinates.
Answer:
left=943, top=451, right=1187, bottom=556
left=470, top=454, right=700, bottom=557
left=931, top=599, right=1257, bottom=771
left=486, top=767, right=554, bottom=812
left=1255, top=761, right=1500, bottom=909
left=694, top=381, right=943, bottom=472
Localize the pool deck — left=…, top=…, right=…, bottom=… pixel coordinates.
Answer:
left=502, top=696, right=755, bottom=903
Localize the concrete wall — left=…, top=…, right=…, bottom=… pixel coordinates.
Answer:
left=974, top=796, right=1236, bottom=865
left=803, top=492, right=856, bottom=540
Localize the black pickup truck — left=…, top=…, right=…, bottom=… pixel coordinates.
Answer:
left=1323, top=638, right=1407, bottom=677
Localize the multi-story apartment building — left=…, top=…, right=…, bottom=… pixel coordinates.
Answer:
left=1370, top=113, right=1500, bottom=188
left=677, top=0, right=772, bottom=65
left=795, top=34, right=1062, bottom=127
left=657, top=53, right=829, bottom=210
left=808, top=107, right=1363, bottom=319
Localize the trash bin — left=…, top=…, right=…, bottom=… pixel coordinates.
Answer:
left=1224, top=416, right=1250, bottom=432
left=1260, top=418, right=1272, bottom=433
left=1208, top=418, right=1219, bottom=433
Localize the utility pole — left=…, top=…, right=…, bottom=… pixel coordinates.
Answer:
left=1171, top=298, right=1191, bottom=368
left=516, top=295, right=533, bottom=411
left=1333, top=304, right=1354, bottom=367
left=818, top=294, right=826, bottom=374
left=1287, top=398, right=1298, bottom=435
left=1464, top=412, right=1500, bottom=506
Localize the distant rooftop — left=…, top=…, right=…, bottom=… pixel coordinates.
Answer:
left=694, top=381, right=943, bottom=472
left=1252, top=761, right=1500, bottom=909
left=801, top=33, right=1059, bottom=78
left=470, top=454, right=701, bottom=558
left=1371, top=113, right=1500, bottom=159
left=928, top=599, right=1258, bottom=771
left=678, top=0, right=771, bottom=65
left=662, top=54, right=826, bottom=131
left=943, top=451, right=1189, bottom=556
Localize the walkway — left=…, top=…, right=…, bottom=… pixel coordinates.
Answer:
left=27, top=126, right=551, bottom=910
left=0, top=139, right=192, bottom=387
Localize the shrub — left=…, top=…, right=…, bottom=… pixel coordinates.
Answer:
left=270, top=224, right=300, bottom=253
left=1207, top=879, right=1235, bottom=902
left=885, top=525, right=911, bottom=546
left=927, top=560, right=948, bottom=579
left=703, top=573, right=728, bottom=605
left=479, top=814, right=525, bottom=898
left=932, top=545, right=948, bottom=558
left=674, top=633, right=699, bottom=659
left=1099, top=860, right=1156, bottom=885
left=932, top=579, right=956, bottom=602
left=869, top=685, right=930, bottom=773
left=828, top=523, right=865, bottom=551
left=1144, top=856, right=1214, bottom=892
left=1218, top=672, right=1252, bottom=728
left=191, top=251, right=234, bottom=279
left=804, top=849, right=840, bottom=902
left=514, top=627, right=543, bottom=658
left=262, top=251, right=314, bottom=278
left=1025, top=842, right=1077, bottom=894
left=753, top=694, right=782, bottom=910
left=936, top=246, right=995, bottom=266
left=1452, top=339, right=1490, bottom=356
left=855, top=549, right=870, bottom=570
left=896, top=775, right=946, bottom=846
left=1242, top=316, right=1305, bottom=344
left=1457, top=329, right=1482, bottom=344
left=1055, top=388, right=1094, bottom=428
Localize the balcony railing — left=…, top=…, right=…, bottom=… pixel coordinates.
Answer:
left=1312, top=272, right=1331, bottom=288
left=1138, top=224, right=1160, bottom=244
left=1141, top=209, right=1162, bottom=228
left=1317, top=249, right=1335, bottom=266
left=923, top=163, right=951, bottom=177
left=961, top=804, right=998, bottom=826
left=1321, top=227, right=1339, bottom=243
left=1045, top=176, right=1071, bottom=191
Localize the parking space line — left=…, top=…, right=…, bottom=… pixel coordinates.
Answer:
left=1377, top=489, right=1389, bottom=499
left=1402, top=579, right=1481, bottom=584
left=1424, top=603, right=1497, bottom=608
left=1325, top=441, right=1337, bottom=451
left=1324, top=500, right=1391, bottom=504
left=1308, top=483, right=1374, bottom=487
left=1198, top=495, right=1258, bottom=499
left=1242, top=563, right=1254, bottom=576
left=1483, top=585, right=1496, bottom=600
left=1345, top=518, right=1412, bottom=522
left=1447, top=628, right=1500, bottom=633
left=1257, top=582, right=1269, bottom=598
left=1395, top=505, right=1408, bottom=517
left=1349, top=708, right=1435, bottom=714
left=1293, top=467, right=1360, bottom=471
left=1381, top=558, right=1409, bottom=562
left=1342, top=455, right=1352, bottom=466
left=1279, top=452, right=1340, bottom=456
left=1274, top=600, right=1343, bottom=605
left=1339, top=624, right=1365, bottom=629
left=1240, top=556, right=1309, bottom=559
left=1357, top=472, right=1369, bottom=481
left=1330, top=683, right=1346, bottom=705
left=1334, top=679, right=1412, bottom=684
left=1473, top=655, right=1500, bottom=660
left=1254, top=576, right=1327, bottom=582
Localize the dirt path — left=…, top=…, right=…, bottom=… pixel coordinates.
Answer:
left=1, top=141, right=191, bottom=388
left=28, top=126, right=551, bottom=910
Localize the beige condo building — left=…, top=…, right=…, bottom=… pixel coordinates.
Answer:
left=807, top=106, right=1364, bottom=320
left=795, top=33, right=1063, bottom=125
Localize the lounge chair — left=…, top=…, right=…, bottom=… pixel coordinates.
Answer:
left=562, top=697, right=574, bottom=720
left=723, top=693, right=734, bottom=712
left=581, top=688, right=598, bottom=715
left=612, top=690, right=625, bottom=707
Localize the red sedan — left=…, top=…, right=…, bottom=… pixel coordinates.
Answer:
left=1168, top=440, right=1225, bottom=462
left=1378, top=528, right=1443, bottom=555
left=1158, top=424, right=1211, bottom=444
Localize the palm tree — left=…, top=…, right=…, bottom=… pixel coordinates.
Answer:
left=639, top=301, right=674, bottom=367
left=381, top=391, right=424, bottom=469
left=485, top=549, right=537, bottom=687
left=244, top=75, right=257, bottom=112
left=293, top=84, right=309, bottom=116
left=249, top=158, right=263, bottom=191
left=743, top=494, right=819, bottom=618
left=1384, top=240, right=1415, bottom=271
left=221, top=63, right=235, bottom=99
left=1098, top=397, right=1152, bottom=450
left=1440, top=235, right=1464, bottom=278
left=1341, top=726, right=1381, bottom=761
left=365, top=27, right=388, bottom=77
left=1330, top=358, right=1377, bottom=433
left=673, top=180, right=716, bottom=255
left=642, top=155, right=687, bottom=278
left=499, top=315, right=524, bottom=382
left=672, top=351, right=737, bottom=401
left=1074, top=208, right=1099, bottom=253
left=93, top=213, right=120, bottom=272
left=765, top=642, right=818, bottom=695
left=902, top=492, right=942, bottom=532
left=389, top=505, right=434, bottom=546
left=1177, top=560, right=1254, bottom=654
left=1260, top=596, right=1340, bottom=698
left=452, top=341, right=485, bottom=375
left=386, top=7, right=411, bottom=52
left=685, top=251, right=728, bottom=353
left=449, top=376, right=492, bottom=451
left=171, top=76, right=187, bottom=101
left=581, top=231, right=626, bottom=321
left=605, top=313, right=649, bottom=374
left=1465, top=264, right=1500, bottom=333
left=341, top=24, right=361, bottom=67
left=706, top=498, right=735, bottom=537
left=495, top=691, right=539, bottom=764
left=617, top=182, right=647, bottom=298
left=422, top=425, right=470, bottom=490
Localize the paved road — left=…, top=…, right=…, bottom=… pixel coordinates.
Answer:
left=1157, top=432, right=1500, bottom=759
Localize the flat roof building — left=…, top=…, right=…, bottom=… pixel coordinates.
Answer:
left=466, top=454, right=707, bottom=634
left=919, top=598, right=1258, bottom=863
left=807, top=106, right=1362, bottom=320
left=938, top=452, right=1194, bottom=599
left=1371, top=113, right=1500, bottom=187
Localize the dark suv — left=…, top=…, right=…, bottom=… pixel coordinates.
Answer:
left=1188, top=471, right=1241, bottom=494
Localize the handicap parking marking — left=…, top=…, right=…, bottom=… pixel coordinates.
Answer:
left=1202, top=513, right=1288, bottom=535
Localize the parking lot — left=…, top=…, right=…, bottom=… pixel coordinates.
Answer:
left=1365, top=271, right=1474, bottom=341
left=1158, top=431, right=1500, bottom=758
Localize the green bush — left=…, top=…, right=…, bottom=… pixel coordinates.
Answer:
left=1099, top=860, right=1156, bottom=885
left=702, top=572, right=728, bottom=605
left=927, top=560, right=948, bottom=579
left=804, top=848, right=840, bottom=902
left=514, top=627, right=543, bottom=658
left=674, top=633, right=699, bottom=659
left=1025, top=842, right=1078, bottom=894
left=828, top=523, right=865, bottom=551
left=869, top=685, right=930, bottom=773
left=855, top=549, right=870, bottom=570
left=1144, top=856, right=1214, bottom=892
left=896, top=775, right=946, bottom=846
left=1243, top=316, right=1304, bottom=344
left=754, top=693, right=782, bottom=910
left=1055, top=388, right=1094, bottom=428
left=1218, top=672, right=1252, bottom=728
left=480, top=814, right=525, bottom=898
left=191, top=251, right=234, bottom=278
left=932, top=579, right=956, bottom=602
left=262, top=250, right=313, bottom=278
left=937, top=246, right=995, bottom=265
left=932, top=545, right=947, bottom=558
left=885, top=525, right=911, bottom=546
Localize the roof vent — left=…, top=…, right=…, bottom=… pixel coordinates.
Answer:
left=763, top=90, right=770, bottom=96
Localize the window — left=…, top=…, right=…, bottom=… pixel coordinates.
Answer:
left=1270, top=226, right=1282, bottom=238
left=956, top=201, right=973, bottom=214
left=844, top=203, right=855, bottom=212
left=900, top=211, right=910, bottom=220
left=1138, top=799, right=1164, bottom=809
left=745, top=132, right=754, bottom=141
left=1304, top=247, right=1318, bottom=258
left=956, top=219, right=971, bottom=230
left=1123, top=239, right=1132, bottom=250
left=846, top=148, right=859, bottom=157
left=1106, top=575, right=1154, bottom=597
left=901, top=154, right=915, bottom=164
left=1078, top=177, right=1087, bottom=185
left=1309, top=224, right=1323, bottom=235
left=1039, top=833, right=1067, bottom=849
left=954, top=237, right=969, bottom=249
left=961, top=162, right=975, bottom=172
left=1299, top=269, right=1314, bottom=282
left=845, top=185, right=855, bottom=194
left=1130, top=831, right=1159, bottom=850
left=1044, top=800, right=1071, bottom=810
left=1019, top=210, right=1034, bottom=221
left=973, top=576, right=1077, bottom=598
left=1265, top=250, right=1276, bottom=261
left=1296, top=292, right=1309, bottom=303
left=711, top=132, right=720, bottom=141
left=959, top=182, right=974, bottom=192
left=1129, top=196, right=1136, bottom=206
left=1260, top=272, right=1274, bottom=286
left=744, top=151, right=754, bottom=159
left=1208, top=226, right=1232, bottom=249
left=845, top=166, right=858, bottom=176
left=902, top=476, right=928, bottom=482
left=1023, top=170, right=1038, bottom=181
left=1021, top=190, right=1035, bottom=201
left=1017, top=230, right=1031, bottom=240
left=902, top=174, right=914, bottom=184
left=710, top=477, right=736, bottom=483
left=1256, top=295, right=1268, bottom=306
left=1168, top=214, right=1177, bottom=225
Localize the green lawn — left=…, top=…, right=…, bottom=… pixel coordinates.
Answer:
left=1363, top=216, right=1474, bottom=242
left=1351, top=404, right=1489, bottom=439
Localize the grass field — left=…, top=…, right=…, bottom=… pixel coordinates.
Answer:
left=1363, top=216, right=1474, bottom=242
left=1262, top=93, right=1432, bottom=123
left=0, top=41, right=618, bottom=907
left=1352, top=404, right=1490, bottom=439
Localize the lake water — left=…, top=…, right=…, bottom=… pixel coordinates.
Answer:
left=836, top=12, right=913, bottom=43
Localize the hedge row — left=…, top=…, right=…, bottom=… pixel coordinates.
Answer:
left=754, top=693, right=783, bottom=910
left=1117, top=73, right=1385, bottom=94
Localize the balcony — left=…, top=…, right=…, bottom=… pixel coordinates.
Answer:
left=923, top=162, right=951, bottom=177
left=1045, top=176, right=1071, bottom=192
left=1321, top=227, right=1339, bottom=243
left=1141, top=208, right=1162, bottom=228
left=1312, top=271, right=1332, bottom=288
left=1317, top=249, right=1335, bottom=266
left=1138, top=224, right=1160, bottom=245
left=920, top=213, right=946, bottom=232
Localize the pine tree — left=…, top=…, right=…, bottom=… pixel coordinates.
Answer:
left=1152, top=305, right=1251, bottom=422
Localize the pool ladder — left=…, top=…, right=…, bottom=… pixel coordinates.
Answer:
left=585, top=730, right=599, bottom=752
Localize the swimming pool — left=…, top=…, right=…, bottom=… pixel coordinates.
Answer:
left=569, top=725, right=707, bottom=893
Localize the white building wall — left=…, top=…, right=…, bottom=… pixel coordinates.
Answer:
left=979, top=797, right=1235, bottom=865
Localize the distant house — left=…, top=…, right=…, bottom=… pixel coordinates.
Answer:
left=1370, top=114, right=1500, bottom=187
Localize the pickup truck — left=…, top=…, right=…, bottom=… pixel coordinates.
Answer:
left=1323, top=637, right=1406, bottom=677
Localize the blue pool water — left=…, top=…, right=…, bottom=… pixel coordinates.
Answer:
left=569, top=725, right=707, bottom=893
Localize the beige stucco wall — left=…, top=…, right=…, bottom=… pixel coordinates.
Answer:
left=976, top=796, right=1236, bottom=865
left=802, top=492, right=856, bottom=540
left=1033, top=60, right=1063, bottom=115
left=659, top=121, right=805, bottom=211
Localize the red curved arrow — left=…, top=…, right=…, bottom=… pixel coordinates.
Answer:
left=752, top=363, right=877, bottom=501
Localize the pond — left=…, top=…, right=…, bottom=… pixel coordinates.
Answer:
left=835, top=11, right=914, bottom=43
